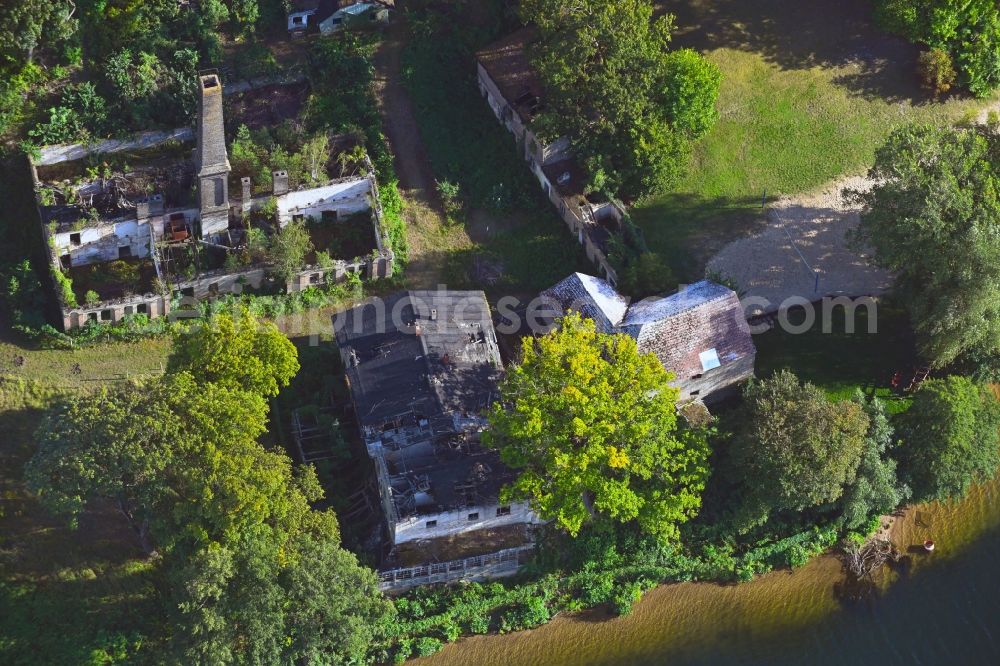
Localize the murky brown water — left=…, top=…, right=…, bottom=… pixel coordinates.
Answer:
left=424, top=479, right=1000, bottom=665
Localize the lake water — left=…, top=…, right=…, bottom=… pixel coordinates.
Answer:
left=424, top=479, right=1000, bottom=665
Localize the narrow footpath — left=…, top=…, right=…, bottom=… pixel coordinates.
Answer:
left=371, top=7, right=473, bottom=289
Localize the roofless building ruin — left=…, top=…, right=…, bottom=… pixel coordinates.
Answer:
left=31, top=72, right=394, bottom=330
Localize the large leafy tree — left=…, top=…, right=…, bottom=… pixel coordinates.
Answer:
left=850, top=124, right=1000, bottom=368
left=485, top=312, right=710, bottom=541
left=167, top=307, right=299, bottom=397
left=29, top=311, right=393, bottom=663
left=25, top=372, right=268, bottom=555
left=521, top=0, right=720, bottom=199
left=898, top=376, right=1000, bottom=502
left=838, top=393, right=910, bottom=530
left=0, top=0, right=77, bottom=66
left=731, top=371, right=868, bottom=526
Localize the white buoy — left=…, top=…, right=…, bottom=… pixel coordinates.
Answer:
left=923, top=540, right=935, bottom=552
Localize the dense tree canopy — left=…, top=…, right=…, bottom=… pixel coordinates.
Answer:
left=898, top=376, right=1000, bottom=503
left=875, top=0, right=1000, bottom=97
left=850, top=124, right=1000, bottom=369
left=521, top=0, right=720, bottom=199
left=26, top=372, right=269, bottom=555
left=838, top=393, right=910, bottom=530
left=485, top=312, right=710, bottom=541
left=0, top=0, right=77, bottom=66
left=28, top=310, right=392, bottom=663
left=731, top=371, right=868, bottom=526
left=167, top=307, right=299, bottom=397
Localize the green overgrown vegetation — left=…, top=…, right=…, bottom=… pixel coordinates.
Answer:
left=485, top=312, right=711, bottom=541
left=401, top=0, right=591, bottom=293
left=302, top=32, right=407, bottom=265
left=850, top=122, right=1000, bottom=374
left=20, top=310, right=394, bottom=663
left=522, top=0, right=721, bottom=200
left=1, top=1, right=291, bottom=143
left=875, top=0, right=1000, bottom=97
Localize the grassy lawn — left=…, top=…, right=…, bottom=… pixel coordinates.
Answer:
left=635, top=0, right=995, bottom=281
left=0, top=335, right=172, bottom=388
left=400, top=0, right=591, bottom=296
left=753, top=301, right=915, bottom=413
left=0, top=378, right=158, bottom=664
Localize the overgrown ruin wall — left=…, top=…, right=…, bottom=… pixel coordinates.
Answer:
left=393, top=500, right=542, bottom=544
left=477, top=63, right=619, bottom=285
left=52, top=219, right=152, bottom=266
left=274, top=178, right=373, bottom=225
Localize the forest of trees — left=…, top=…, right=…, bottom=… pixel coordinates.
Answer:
left=0, top=1, right=289, bottom=143
left=27, top=310, right=394, bottom=662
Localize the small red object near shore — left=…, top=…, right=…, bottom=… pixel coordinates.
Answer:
left=923, top=540, right=935, bottom=552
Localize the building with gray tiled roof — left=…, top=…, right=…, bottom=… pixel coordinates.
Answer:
left=543, top=273, right=756, bottom=402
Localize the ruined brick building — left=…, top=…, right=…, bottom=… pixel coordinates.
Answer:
left=335, top=290, right=544, bottom=588
left=543, top=273, right=757, bottom=403
left=476, top=28, right=626, bottom=285
left=32, top=73, right=394, bottom=330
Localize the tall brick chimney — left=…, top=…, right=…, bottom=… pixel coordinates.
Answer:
left=196, top=73, right=231, bottom=238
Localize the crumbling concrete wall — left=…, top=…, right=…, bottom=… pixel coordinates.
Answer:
left=285, top=253, right=393, bottom=292
left=393, top=501, right=543, bottom=545
left=53, top=219, right=152, bottom=267
left=173, top=266, right=266, bottom=299
left=61, top=266, right=268, bottom=330
left=63, top=294, right=169, bottom=330
left=274, top=178, right=372, bottom=225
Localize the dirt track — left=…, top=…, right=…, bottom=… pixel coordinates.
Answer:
left=706, top=175, right=893, bottom=311
left=372, top=10, right=472, bottom=288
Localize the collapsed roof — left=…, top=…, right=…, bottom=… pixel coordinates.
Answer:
left=336, top=291, right=512, bottom=518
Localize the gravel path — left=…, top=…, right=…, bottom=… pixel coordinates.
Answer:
left=706, top=175, right=892, bottom=312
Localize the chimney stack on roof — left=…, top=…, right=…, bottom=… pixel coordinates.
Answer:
left=272, top=170, right=289, bottom=196
left=241, top=176, right=252, bottom=213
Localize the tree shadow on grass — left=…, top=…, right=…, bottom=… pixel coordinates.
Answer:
left=660, top=0, right=937, bottom=104
left=632, top=191, right=770, bottom=282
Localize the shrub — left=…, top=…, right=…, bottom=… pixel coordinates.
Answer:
left=918, top=48, right=957, bottom=96
left=577, top=571, right=615, bottom=606
left=29, top=106, right=84, bottom=145
left=439, top=620, right=460, bottom=642
left=269, top=222, right=314, bottom=283
left=467, top=614, right=491, bottom=634
left=436, top=179, right=463, bottom=219
left=786, top=544, right=810, bottom=569
left=54, top=268, right=77, bottom=307
left=315, top=250, right=335, bottom=271
left=499, top=597, right=551, bottom=633
left=610, top=580, right=644, bottom=617
left=414, top=636, right=443, bottom=657
left=84, top=290, right=100, bottom=306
